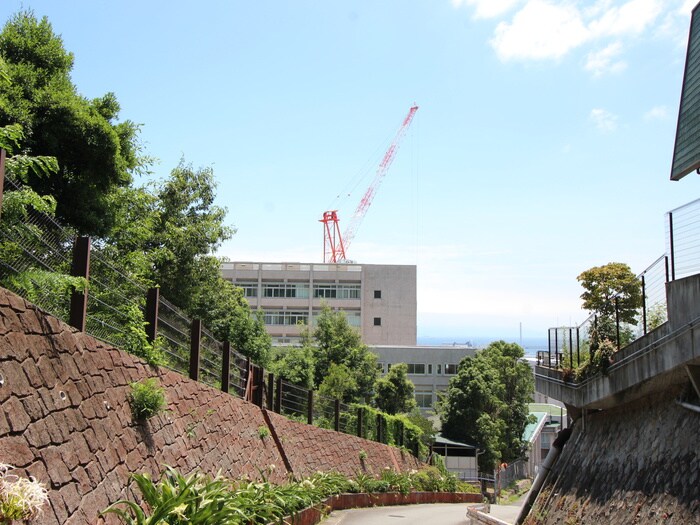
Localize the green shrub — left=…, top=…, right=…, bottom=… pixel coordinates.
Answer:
left=129, top=378, right=166, bottom=420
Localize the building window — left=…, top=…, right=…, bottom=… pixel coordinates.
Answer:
left=373, top=317, right=381, bottom=326
left=437, top=364, right=442, bottom=375
left=406, top=363, right=426, bottom=375
left=237, top=282, right=258, bottom=298
left=377, top=362, right=385, bottom=373
left=313, top=283, right=361, bottom=299
left=311, top=309, right=360, bottom=327
left=428, top=364, right=432, bottom=374
left=444, top=363, right=458, bottom=375
left=263, top=310, right=309, bottom=326
left=374, top=290, right=382, bottom=299
left=262, top=282, right=309, bottom=299
left=415, top=390, right=433, bottom=408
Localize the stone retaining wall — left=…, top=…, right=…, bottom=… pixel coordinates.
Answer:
left=525, top=385, right=700, bottom=525
left=0, top=288, right=422, bottom=524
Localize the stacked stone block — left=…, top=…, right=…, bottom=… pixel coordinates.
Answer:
left=0, top=288, right=421, bottom=523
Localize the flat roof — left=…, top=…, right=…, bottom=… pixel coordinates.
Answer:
left=522, top=412, right=548, bottom=443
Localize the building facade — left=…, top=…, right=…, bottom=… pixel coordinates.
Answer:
left=371, top=344, right=478, bottom=411
left=220, top=261, right=417, bottom=346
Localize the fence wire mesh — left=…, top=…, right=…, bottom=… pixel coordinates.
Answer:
left=280, top=379, right=309, bottom=420
left=0, top=177, right=75, bottom=320
left=668, top=198, right=700, bottom=280
left=0, top=168, right=430, bottom=457
left=157, top=297, right=191, bottom=375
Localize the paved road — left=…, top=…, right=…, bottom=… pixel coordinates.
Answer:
left=321, top=502, right=524, bottom=525
left=321, top=503, right=470, bottom=525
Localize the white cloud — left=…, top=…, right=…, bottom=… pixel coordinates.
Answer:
left=644, top=105, right=669, bottom=120
left=480, top=0, right=672, bottom=70
left=452, top=0, right=522, bottom=19
left=491, top=1, right=590, bottom=61
left=590, top=108, right=619, bottom=132
left=585, top=42, right=627, bottom=76
left=588, top=0, right=663, bottom=37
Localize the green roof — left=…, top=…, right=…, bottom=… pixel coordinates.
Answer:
left=528, top=403, right=567, bottom=418
left=522, top=412, right=548, bottom=443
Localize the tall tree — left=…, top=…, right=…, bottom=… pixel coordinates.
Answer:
left=151, top=161, right=234, bottom=312
left=577, top=262, right=642, bottom=346
left=308, top=305, right=378, bottom=402
left=0, top=10, right=146, bottom=235
left=374, top=363, right=417, bottom=414
left=439, top=341, right=533, bottom=472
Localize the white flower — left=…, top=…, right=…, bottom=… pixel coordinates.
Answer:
left=0, top=464, right=49, bottom=520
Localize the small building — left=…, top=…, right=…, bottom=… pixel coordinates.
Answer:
left=431, top=434, right=479, bottom=481
left=370, top=344, right=478, bottom=411
left=523, top=403, right=568, bottom=477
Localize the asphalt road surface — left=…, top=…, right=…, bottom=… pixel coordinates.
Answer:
left=321, top=502, right=523, bottom=525
left=321, top=503, right=470, bottom=525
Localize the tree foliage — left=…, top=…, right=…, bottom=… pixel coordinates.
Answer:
left=438, top=341, right=533, bottom=472
left=577, top=262, right=642, bottom=324
left=0, top=10, right=147, bottom=235
left=374, top=363, right=417, bottom=415
left=0, top=11, right=272, bottom=373
left=269, top=345, right=315, bottom=389
left=306, top=305, right=378, bottom=403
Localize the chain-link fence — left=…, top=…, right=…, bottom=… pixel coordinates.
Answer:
left=0, top=164, right=427, bottom=459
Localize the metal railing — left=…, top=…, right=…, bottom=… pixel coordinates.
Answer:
left=542, top=195, right=700, bottom=372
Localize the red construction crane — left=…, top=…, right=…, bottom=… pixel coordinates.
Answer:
left=321, top=104, right=419, bottom=263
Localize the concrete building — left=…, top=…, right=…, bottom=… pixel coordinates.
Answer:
left=371, top=344, right=478, bottom=411
left=220, top=261, right=416, bottom=347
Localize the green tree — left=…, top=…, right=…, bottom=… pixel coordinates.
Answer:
left=318, top=363, right=357, bottom=401
left=269, top=344, right=316, bottom=389
left=577, top=262, right=641, bottom=323
left=0, top=10, right=147, bottom=235
left=374, top=363, right=417, bottom=414
left=150, top=161, right=234, bottom=313
left=438, top=341, right=533, bottom=472
left=307, top=305, right=378, bottom=402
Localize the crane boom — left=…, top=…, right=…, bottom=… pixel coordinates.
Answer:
left=321, top=105, right=418, bottom=263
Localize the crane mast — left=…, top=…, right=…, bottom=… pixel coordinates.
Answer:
left=321, top=105, right=419, bottom=263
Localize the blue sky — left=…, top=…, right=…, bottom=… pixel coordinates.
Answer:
left=4, top=0, right=699, bottom=340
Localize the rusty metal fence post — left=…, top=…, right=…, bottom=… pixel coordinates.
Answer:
left=357, top=407, right=364, bottom=438
left=189, top=319, right=201, bottom=381
left=0, top=149, right=5, bottom=220
left=253, top=366, right=264, bottom=408
left=307, top=389, right=313, bottom=425
left=221, top=341, right=231, bottom=394
left=274, top=376, right=282, bottom=413
left=334, top=399, right=340, bottom=431
left=145, top=287, right=159, bottom=343
left=267, top=372, right=275, bottom=409
left=69, top=236, right=91, bottom=332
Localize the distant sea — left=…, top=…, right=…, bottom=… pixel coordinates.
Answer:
left=417, top=336, right=547, bottom=358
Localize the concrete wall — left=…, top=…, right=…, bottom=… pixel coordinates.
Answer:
left=361, top=264, right=417, bottom=346
left=524, top=385, right=700, bottom=525
left=527, top=274, right=700, bottom=524
left=220, top=261, right=417, bottom=346
left=0, top=288, right=421, bottom=524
